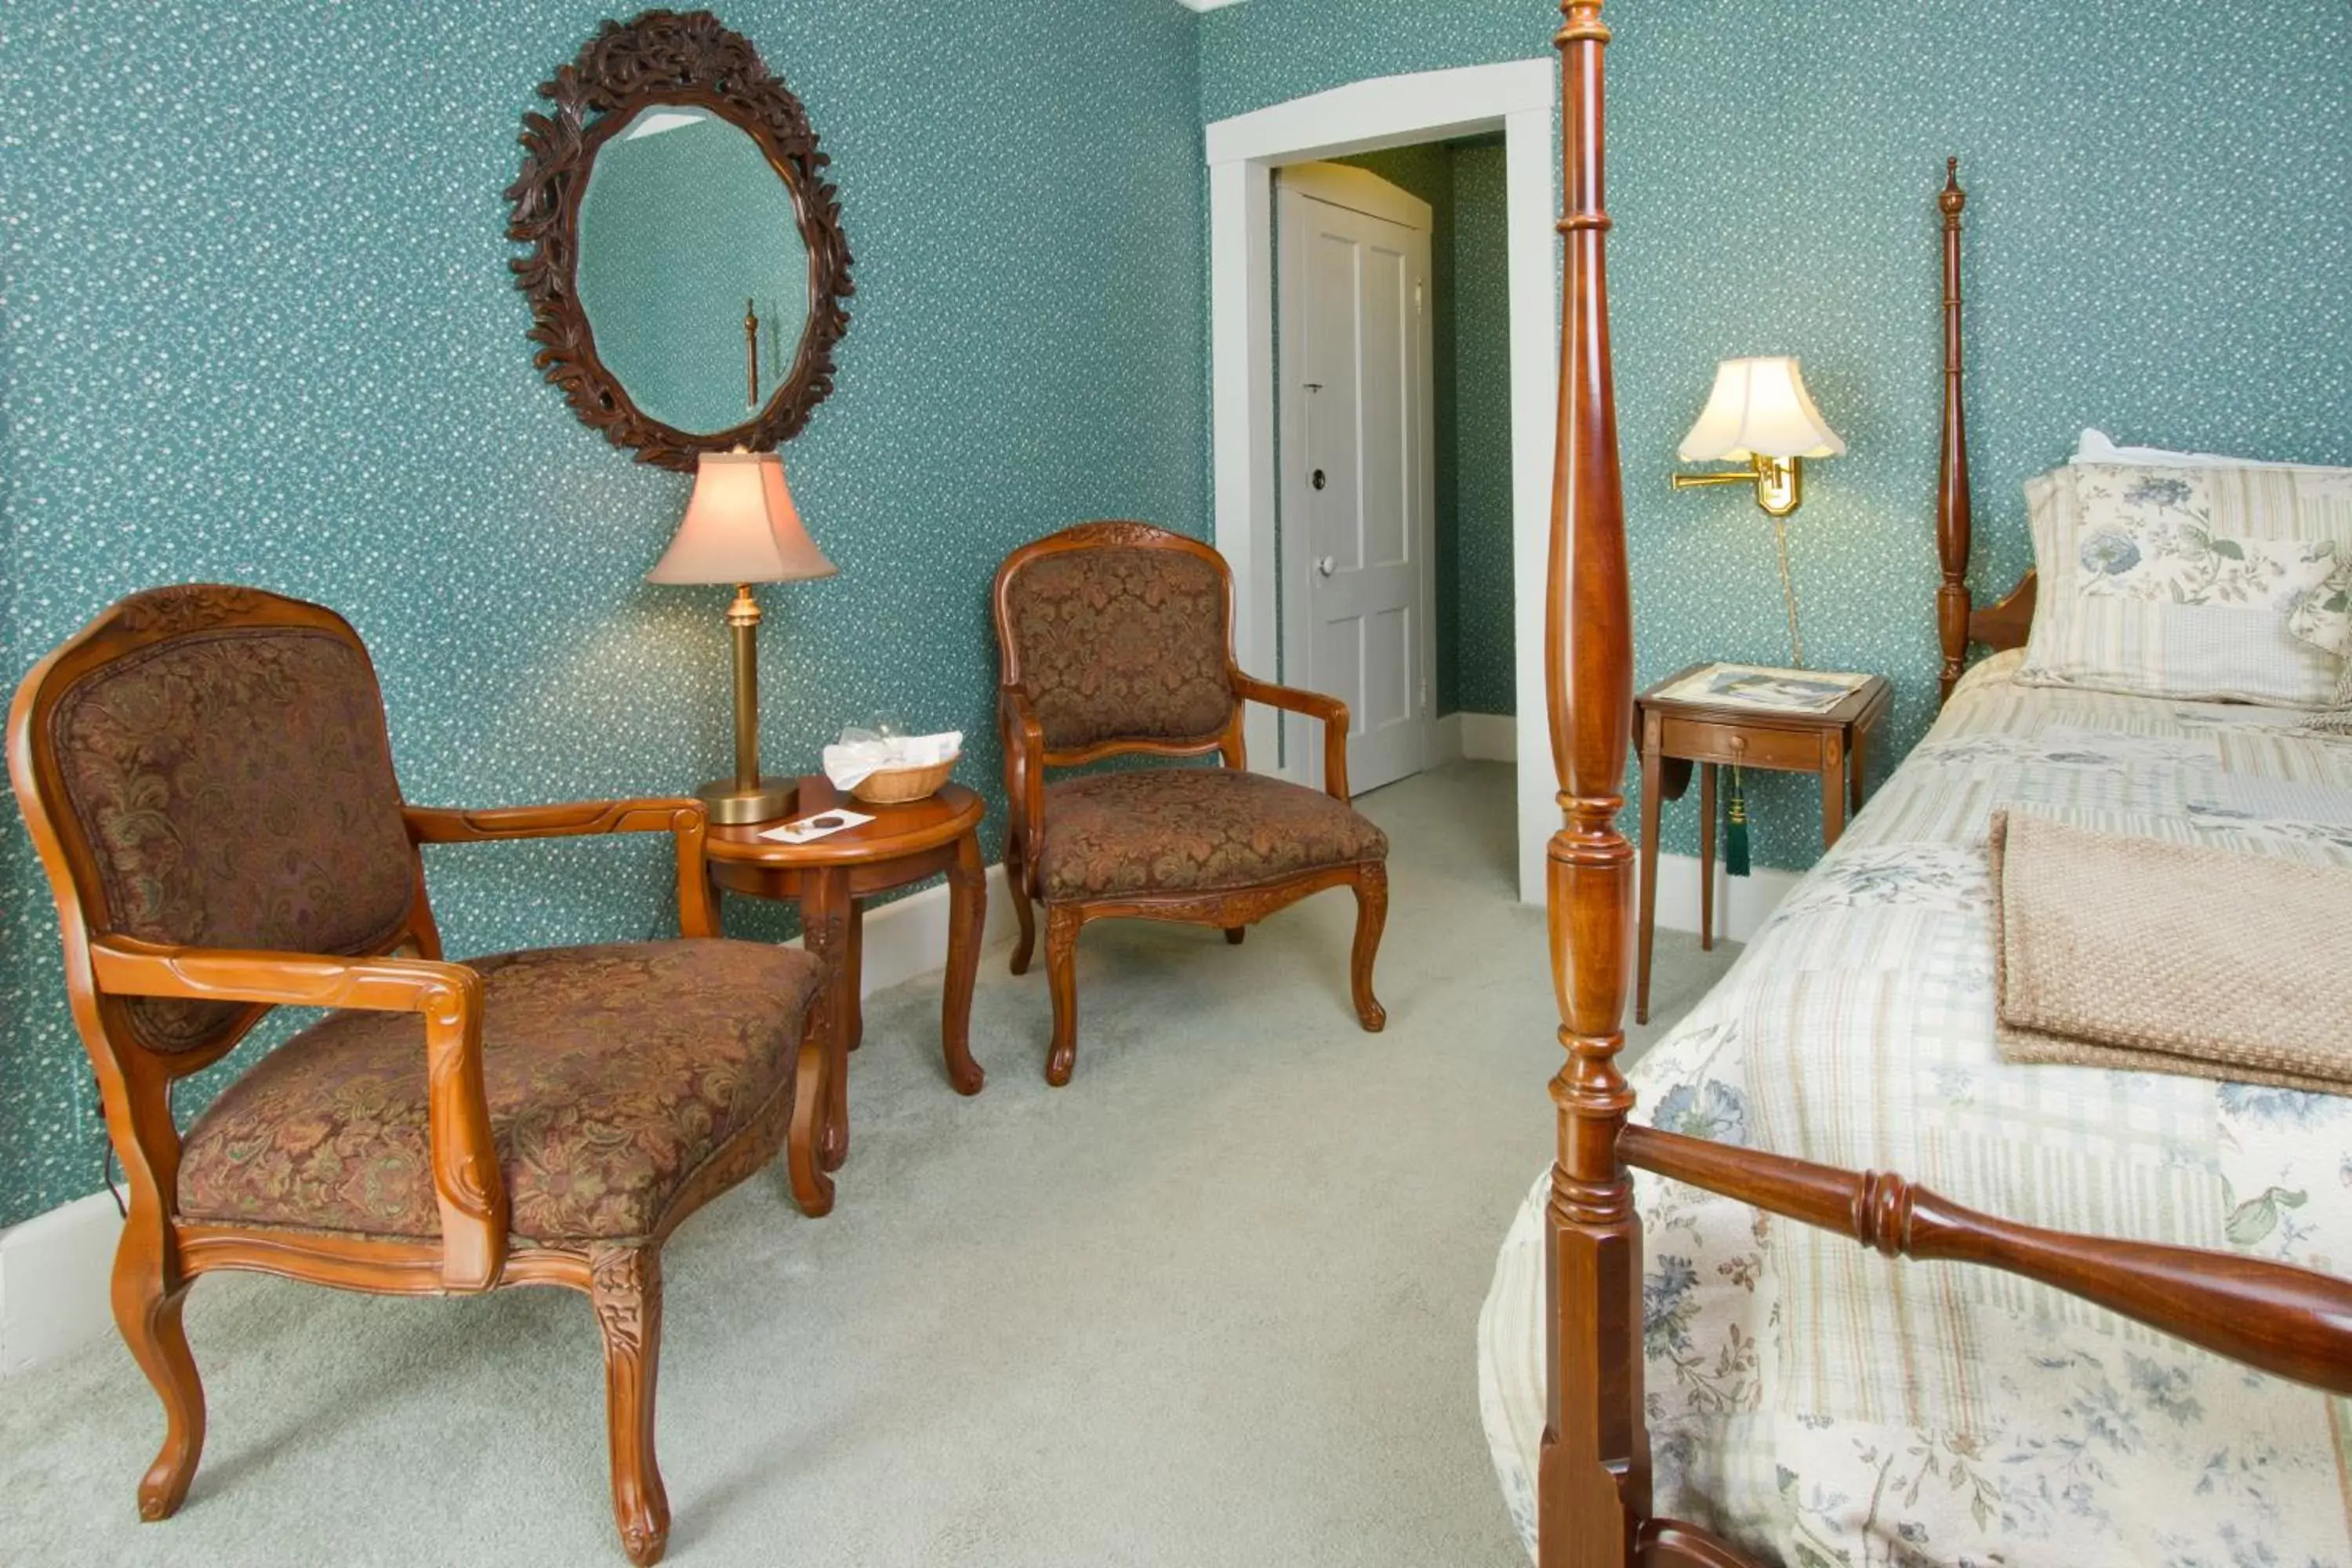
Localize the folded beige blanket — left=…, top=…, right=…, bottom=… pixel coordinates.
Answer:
left=1990, top=809, right=2352, bottom=1094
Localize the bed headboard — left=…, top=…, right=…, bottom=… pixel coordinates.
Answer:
left=1934, top=158, right=2035, bottom=703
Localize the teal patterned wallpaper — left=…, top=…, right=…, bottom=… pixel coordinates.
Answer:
left=0, top=1, right=1207, bottom=1227
left=1450, top=138, right=1514, bottom=717
left=1206, top=0, right=2352, bottom=858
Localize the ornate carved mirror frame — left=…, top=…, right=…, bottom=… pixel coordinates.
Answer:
left=506, top=9, right=854, bottom=471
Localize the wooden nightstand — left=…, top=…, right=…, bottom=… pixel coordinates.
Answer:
left=1634, top=664, right=1893, bottom=1022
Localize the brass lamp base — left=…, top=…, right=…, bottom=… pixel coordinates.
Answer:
left=696, top=776, right=795, bottom=826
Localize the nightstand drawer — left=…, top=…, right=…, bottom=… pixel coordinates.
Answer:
left=1657, top=715, right=1824, bottom=771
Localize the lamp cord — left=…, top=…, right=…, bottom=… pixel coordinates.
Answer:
left=1773, top=514, right=1805, bottom=668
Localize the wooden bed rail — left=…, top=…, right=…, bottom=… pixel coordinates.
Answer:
left=1620, top=1125, right=2352, bottom=1399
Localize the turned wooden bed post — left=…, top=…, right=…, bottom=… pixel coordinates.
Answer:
left=1935, top=158, right=1973, bottom=705
left=1538, top=3, right=1650, bottom=1566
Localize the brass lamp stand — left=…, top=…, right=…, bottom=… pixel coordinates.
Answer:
left=648, top=449, right=837, bottom=825
left=713, top=583, right=792, bottom=824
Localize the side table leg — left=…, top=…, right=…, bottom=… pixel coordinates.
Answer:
left=1697, top=761, right=1717, bottom=953
left=844, top=902, right=865, bottom=1052
left=803, top=873, right=853, bottom=1173
left=942, top=832, right=987, bottom=1095
left=1636, top=717, right=1663, bottom=1025
left=1850, top=721, right=1870, bottom=814
left=1820, top=738, right=1847, bottom=849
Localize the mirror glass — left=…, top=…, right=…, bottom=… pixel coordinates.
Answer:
left=575, top=105, right=811, bottom=437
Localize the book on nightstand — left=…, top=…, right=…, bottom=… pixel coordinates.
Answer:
left=1650, top=662, right=1869, bottom=716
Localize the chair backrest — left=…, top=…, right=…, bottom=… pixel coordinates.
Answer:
left=991, top=522, right=1239, bottom=758
left=8, top=585, right=426, bottom=1062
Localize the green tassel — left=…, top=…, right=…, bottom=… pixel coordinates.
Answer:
left=1726, top=766, right=1751, bottom=878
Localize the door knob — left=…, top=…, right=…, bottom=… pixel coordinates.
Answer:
left=1311, top=469, right=1327, bottom=491
left=1316, top=556, right=1336, bottom=577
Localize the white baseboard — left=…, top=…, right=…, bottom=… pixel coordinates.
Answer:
left=1457, top=711, right=1516, bottom=763
left=0, top=865, right=1023, bottom=1380
left=1, top=1189, right=123, bottom=1377
left=1645, top=850, right=1802, bottom=944
left=1432, top=712, right=1464, bottom=766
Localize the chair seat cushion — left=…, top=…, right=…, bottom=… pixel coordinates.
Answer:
left=1036, top=767, right=1387, bottom=902
left=177, top=939, right=820, bottom=1244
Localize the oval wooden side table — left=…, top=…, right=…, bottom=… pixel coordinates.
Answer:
left=704, top=777, right=986, bottom=1217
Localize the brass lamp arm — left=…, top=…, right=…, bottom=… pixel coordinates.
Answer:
left=1670, top=453, right=1805, bottom=518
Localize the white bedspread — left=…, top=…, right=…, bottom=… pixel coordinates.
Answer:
left=1478, top=651, right=2352, bottom=1566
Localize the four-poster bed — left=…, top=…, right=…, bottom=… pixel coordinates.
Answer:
left=1516, top=3, right=2352, bottom=1563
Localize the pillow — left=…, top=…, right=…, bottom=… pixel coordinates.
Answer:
left=2070, top=428, right=2315, bottom=470
left=2071, top=429, right=2352, bottom=473
left=2018, top=463, right=2347, bottom=706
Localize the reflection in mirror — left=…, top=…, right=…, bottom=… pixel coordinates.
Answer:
left=575, top=105, right=811, bottom=437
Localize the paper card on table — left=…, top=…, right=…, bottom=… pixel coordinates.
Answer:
left=760, top=808, right=876, bottom=845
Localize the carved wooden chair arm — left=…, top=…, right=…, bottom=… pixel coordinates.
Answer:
left=405, top=797, right=715, bottom=938
left=86, top=935, right=508, bottom=1291
left=998, top=684, right=1047, bottom=891
left=1231, top=672, right=1352, bottom=804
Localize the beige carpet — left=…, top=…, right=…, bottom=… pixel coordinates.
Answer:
left=0, top=761, right=1736, bottom=1566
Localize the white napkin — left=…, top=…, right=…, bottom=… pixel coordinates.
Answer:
left=821, top=729, right=963, bottom=790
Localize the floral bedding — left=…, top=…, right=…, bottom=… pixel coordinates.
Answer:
left=1477, top=650, right=2352, bottom=1567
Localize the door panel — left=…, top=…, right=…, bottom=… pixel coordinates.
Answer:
left=1291, top=186, right=1432, bottom=796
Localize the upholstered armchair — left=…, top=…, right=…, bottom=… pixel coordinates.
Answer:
left=992, top=522, right=1389, bottom=1085
left=5, top=586, right=834, bottom=1566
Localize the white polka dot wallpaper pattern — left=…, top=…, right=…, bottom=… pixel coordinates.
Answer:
left=0, top=1, right=1207, bottom=1224
left=1206, top=0, right=2350, bottom=862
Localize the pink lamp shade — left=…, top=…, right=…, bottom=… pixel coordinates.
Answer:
left=647, top=451, right=838, bottom=585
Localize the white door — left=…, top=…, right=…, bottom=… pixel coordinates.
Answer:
left=1276, top=165, right=1436, bottom=797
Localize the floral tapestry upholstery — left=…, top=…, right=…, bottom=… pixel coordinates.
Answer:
left=177, top=939, right=819, bottom=1243
left=1036, top=768, right=1386, bottom=902
left=1004, top=546, right=1236, bottom=751
left=49, top=626, right=419, bottom=1054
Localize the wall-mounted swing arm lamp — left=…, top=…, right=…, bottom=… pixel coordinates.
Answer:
left=1670, top=354, right=1845, bottom=663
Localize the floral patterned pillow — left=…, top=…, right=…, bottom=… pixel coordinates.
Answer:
left=2020, top=463, right=2351, bottom=707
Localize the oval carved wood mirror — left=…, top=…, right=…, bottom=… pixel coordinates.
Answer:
left=507, top=10, right=853, bottom=470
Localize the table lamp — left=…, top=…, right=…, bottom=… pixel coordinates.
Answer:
left=649, top=449, right=837, bottom=824
left=1670, top=355, right=1845, bottom=664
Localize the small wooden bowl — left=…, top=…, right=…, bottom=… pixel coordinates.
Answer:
left=850, top=755, right=958, bottom=805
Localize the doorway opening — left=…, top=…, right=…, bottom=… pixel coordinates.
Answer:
left=1206, top=59, right=1559, bottom=902
left=1274, top=139, right=1518, bottom=813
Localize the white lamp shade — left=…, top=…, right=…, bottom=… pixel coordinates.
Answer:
left=1676, top=356, right=1846, bottom=463
left=647, top=451, right=839, bottom=585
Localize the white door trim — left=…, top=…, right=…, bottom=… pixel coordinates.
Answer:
left=1207, top=58, right=1559, bottom=902
left=1275, top=165, right=1437, bottom=791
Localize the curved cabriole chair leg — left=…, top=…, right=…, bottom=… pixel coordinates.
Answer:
left=1349, top=862, right=1388, bottom=1032
left=590, top=1245, right=671, bottom=1567
left=1044, top=903, right=1083, bottom=1086
left=115, top=1244, right=205, bottom=1522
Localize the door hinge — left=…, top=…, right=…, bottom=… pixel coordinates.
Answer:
left=1414, top=281, right=1425, bottom=315
left=1420, top=675, right=1430, bottom=713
